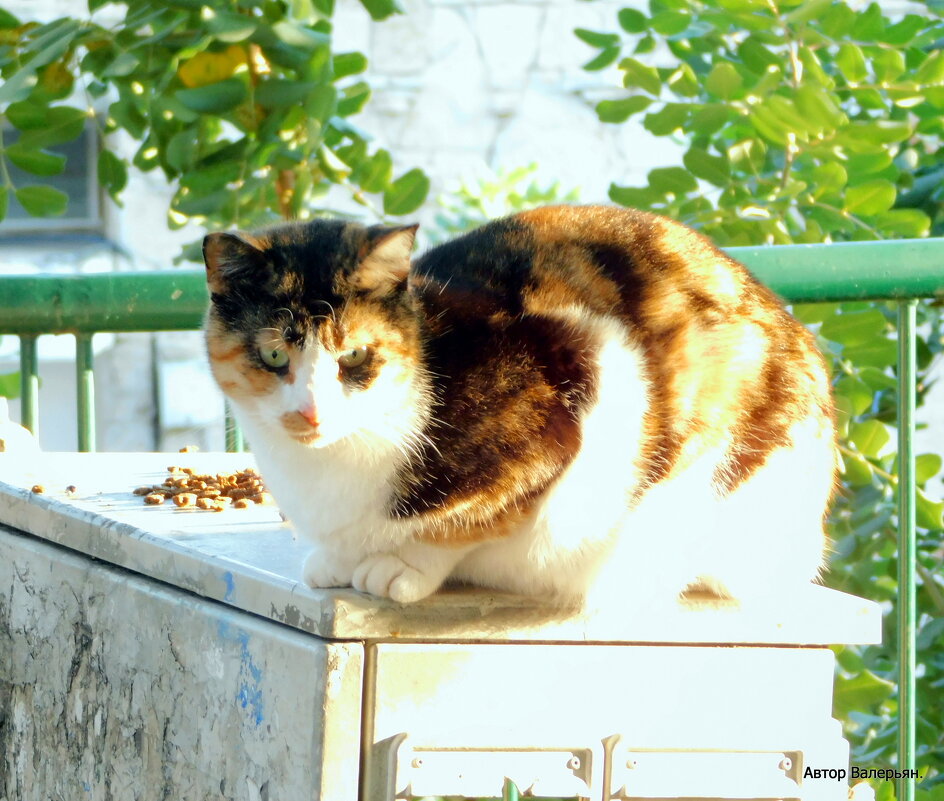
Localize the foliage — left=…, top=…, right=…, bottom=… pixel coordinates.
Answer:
left=578, top=0, right=944, bottom=792
left=0, top=0, right=428, bottom=260
left=428, top=164, right=579, bottom=244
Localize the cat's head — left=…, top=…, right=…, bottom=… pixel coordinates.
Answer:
left=203, top=219, right=427, bottom=452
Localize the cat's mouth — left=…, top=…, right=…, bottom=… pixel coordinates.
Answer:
left=290, top=430, right=322, bottom=445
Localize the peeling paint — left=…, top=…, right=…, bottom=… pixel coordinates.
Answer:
left=1, top=527, right=364, bottom=801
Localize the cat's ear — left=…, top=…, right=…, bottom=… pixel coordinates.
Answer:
left=203, top=232, right=267, bottom=294
left=355, top=224, right=418, bottom=295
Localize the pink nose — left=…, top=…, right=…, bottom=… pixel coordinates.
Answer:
left=297, top=405, right=319, bottom=427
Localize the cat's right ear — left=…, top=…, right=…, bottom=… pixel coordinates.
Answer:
left=203, top=232, right=267, bottom=294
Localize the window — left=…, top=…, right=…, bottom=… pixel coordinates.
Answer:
left=1, top=125, right=103, bottom=235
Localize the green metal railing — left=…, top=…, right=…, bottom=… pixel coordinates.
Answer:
left=1, top=238, right=943, bottom=800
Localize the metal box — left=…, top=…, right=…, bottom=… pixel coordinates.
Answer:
left=0, top=454, right=881, bottom=800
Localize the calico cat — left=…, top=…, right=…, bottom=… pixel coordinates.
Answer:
left=203, top=205, right=836, bottom=607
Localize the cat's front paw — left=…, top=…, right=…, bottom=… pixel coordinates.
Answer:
left=351, top=553, right=441, bottom=603
left=301, top=548, right=355, bottom=590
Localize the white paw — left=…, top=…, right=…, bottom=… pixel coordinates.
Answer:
left=351, top=553, right=441, bottom=603
left=301, top=548, right=354, bottom=590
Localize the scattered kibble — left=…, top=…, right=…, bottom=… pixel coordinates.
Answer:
left=65, top=485, right=77, bottom=496
left=134, top=465, right=269, bottom=512
left=178, top=445, right=199, bottom=453
left=30, top=484, right=44, bottom=494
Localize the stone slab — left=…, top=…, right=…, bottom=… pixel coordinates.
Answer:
left=0, top=452, right=881, bottom=645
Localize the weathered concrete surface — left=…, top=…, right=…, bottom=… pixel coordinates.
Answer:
left=0, top=526, right=363, bottom=801
left=0, top=453, right=882, bottom=646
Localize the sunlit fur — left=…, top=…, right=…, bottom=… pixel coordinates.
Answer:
left=204, top=206, right=837, bottom=607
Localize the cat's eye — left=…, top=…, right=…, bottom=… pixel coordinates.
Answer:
left=259, top=344, right=290, bottom=369
left=338, top=345, right=369, bottom=369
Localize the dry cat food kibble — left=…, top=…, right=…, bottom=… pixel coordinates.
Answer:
left=134, top=465, right=270, bottom=512
left=30, top=485, right=44, bottom=494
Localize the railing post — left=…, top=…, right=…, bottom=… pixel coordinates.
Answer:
left=896, top=300, right=917, bottom=801
left=225, top=404, right=244, bottom=453
left=502, top=777, right=519, bottom=801
left=18, top=334, right=39, bottom=437
left=76, top=334, right=96, bottom=453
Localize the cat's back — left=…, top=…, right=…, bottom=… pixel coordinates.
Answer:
left=413, top=204, right=834, bottom=493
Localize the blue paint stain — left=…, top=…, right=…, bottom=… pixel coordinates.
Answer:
left=83, top=783, right=91, bottom=792
left=222, top=571, right=236, bottom=602
left=216, top=618, right=265, bottom=726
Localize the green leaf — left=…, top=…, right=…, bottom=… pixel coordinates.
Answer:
left=255, top=79, right=316, bottom=108
left=845, top=180, right=896, bottom=216
left=102, top=51, right=139, bottom=78
left=166, top=129, right=199, bottom=173
left=333, top=52, right=368, bottom=80
left=358, top=0, right=403, bottom=21
left=844, top=338, right=898, bottom=369
left=915, top=51, right=944, bottom=84
left=618, top=8, right=647, bottom=33
left=14, top=185, right=69, bottom=217
left=609, top=183, right=660, bottom=208
left=0, top=370, right=20, bottom=399
left=97, top=150, right=128, bottom=197
left=619, top=57, right=662, bottom=95
left=650, top=11, right=690, bottom=35
left=337, top=81, right=370, bottom=116
left=596, top=95, right=651, bottom=123
left=705, top=62, right=742, bottom=99
left=12, top=106, right=86, bottom=152
left=810, top=163, right=847, bottom=198
left=833, top=670, right=894, bottom=718
left=176, top=78, right=247, bottom=113
left=842, top=451, right=874, bottom=487
left=4, top=144, right=66, bottom=176
left=583, top=47, right=620, bottom=72
left=0, top=9, right=19, bottom=26
left=916, top=488, right=944, bottom=531
left=872, top=49, right=906, bottom=82
left=648, top=166, right=697, bottom=196
left=383, top=168, right=429, bottom=216
left=6, top=101, right=48, bottom=131
left=836, top=44, right=868, bottom=83
left=849, top=420, right=890, bottom=459
left=691, top=104, right=729, bottom=135
left=784, top=0, right=832, bottom=25
left=836, top=375, right=874, bottom=416
left=871, top=209, right=930, bottom=238
left=0, top=68, right=39, bottom=105
left=794, top=85, right=845, bottom=133
left=272, top=21, right=330, bottom=50
left=574, top=28, right=620, bottom=48
left=207, top=11, right=257, bottom=42
left=0, top=186, right=8, bottom=222
left=357, top=148, right=393, bottom=193
left=683, top=147, right=730, bottom=186
left=644, top=103, right=688, bottom=135
left=738, top=37, right=780, bottom=74
left=916, top=454, right=943, bottom=485
left=667, top=63, right=699, bottom=97
left=820, top=309, right=887, bottom=346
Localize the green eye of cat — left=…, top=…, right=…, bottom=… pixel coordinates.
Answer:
left=259, top=345, right=290, bottom=369
left=338, top=345, right=369, bottom=369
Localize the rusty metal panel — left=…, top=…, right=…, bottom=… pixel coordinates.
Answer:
left=0, top=525, right=363, bottom=801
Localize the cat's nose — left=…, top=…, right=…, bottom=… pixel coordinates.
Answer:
left=297, top=404, right=319, bottom=428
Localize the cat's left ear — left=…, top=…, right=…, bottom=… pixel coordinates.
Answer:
left=356, top=224, right=418, bottom=295
left=203, top=231, right=268, bottom=294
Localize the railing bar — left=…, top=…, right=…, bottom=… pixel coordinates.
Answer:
left=76, top=334, right=96, bottom=453
left=225, top=404, right=244, bottom=453
left=896, top=299, right=918, bottom=801
left=18, top=334, right=39, bottom=437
